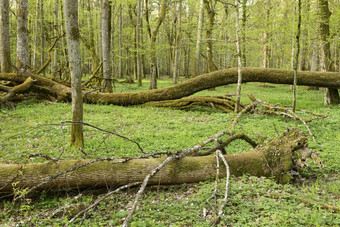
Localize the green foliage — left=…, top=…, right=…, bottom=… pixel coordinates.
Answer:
left=0, top=80, right=339, bottom=225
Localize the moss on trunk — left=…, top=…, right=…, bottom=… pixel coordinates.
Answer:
left=0, top=129, right=308, bottom=193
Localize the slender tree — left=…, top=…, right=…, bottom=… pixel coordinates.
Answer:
left=0, top=0, right=11, bottom=73
left=145, top=0, right=167, bottom=89
left=64, top=0, right=84, bottom=148
left=136, top=0, right=142, bottom=86
left=16, top=0, right=29, bottom=71
left=101, top=0, right=113, bottom=92
left=203, top=0, right=217, bottom=73
left=292, top=0, right=301, bottom=112
left=235, top=0, right=243, bottom=113
left=194, top=0, right=204, bottom=76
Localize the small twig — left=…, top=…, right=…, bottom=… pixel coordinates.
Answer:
left=49, top=193, right=83, bottom=218
left=61, top=121, right=146, bottom=154
left=230, top=102, right=258, bottom=134
left=215, top=150, right=230, bottom=225
left=198, top=132, right=257, bottom=156
left=69, top=182, right=141, bottom=223
left=206, top=151, right=220, bottom=218
left=27, top=153, right=58, bottom=161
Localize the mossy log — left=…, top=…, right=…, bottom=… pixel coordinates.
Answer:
left=1, top=67, right=339, bottom=105
left=142, top=96, right=243, bottom=113
left=0, top=129, right=308, bottom=193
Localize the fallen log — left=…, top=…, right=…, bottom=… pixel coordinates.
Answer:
left=0, top=129, right=309, bottom=193
left=1, top=67, right=339, bottom=105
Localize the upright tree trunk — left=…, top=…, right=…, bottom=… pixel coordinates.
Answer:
left=203, top=0, right=215, bottom=73
left=32, top=0, right=39, bottom=70
left=319, top=0, right=340, bottom=105
left=194, top=0, right=204, bottom=76
left=235, top=0, right=243, bottom=113
left=40, top=0, right=45, bottom=72
left=241, top=0, right=247, bottom=67
left=145, top=0, right=167, bottom=89
left=173, top=0, right=182, bottom=85
left=136, top=0, right=142, bottom=86
left=292, top=0, right=301, bottom=112
left=16, top=0, right=29, bottom=71
left=0, top=0, right=12, bottom=73
left=119, top=4, right=123, bottom=78
left=101, top=0, right=113, bottom=93
left=64, top=0, right=84, bottom=148
left=52, top=0, right=59, bottom=79
left=262, top=0, right=270, bottom=68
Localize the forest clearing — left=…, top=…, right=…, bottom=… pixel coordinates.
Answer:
left=0, top=0, right=340, bottom=226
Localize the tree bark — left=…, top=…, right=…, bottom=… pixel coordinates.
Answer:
left=64, top=0, right=84, bottom=148
left=0, top=129, right=308, bottom=193
left=101, top=0, right=113, bottom=93
left=319, top=0, right=340, bottom=105
left=193, top=0, right=204, bottom=77
left=0, top=0, right=12, bottom=73
left=16, top=0, right=29, bottom=71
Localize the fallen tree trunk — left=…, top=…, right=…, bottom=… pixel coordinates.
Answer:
left=1, top=67, right=339, bottom=105
left=0, top=129, right=308, bottom=193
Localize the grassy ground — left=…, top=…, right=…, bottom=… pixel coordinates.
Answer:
left=0, top=78, right=339, bottom=226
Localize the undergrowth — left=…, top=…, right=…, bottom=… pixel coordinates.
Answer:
left=0, top=80, right=339, bottom=226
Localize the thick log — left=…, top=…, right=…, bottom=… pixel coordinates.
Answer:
left=1, top=67, right=339, bottom=105
left=0, top=129, right=308, bottom=193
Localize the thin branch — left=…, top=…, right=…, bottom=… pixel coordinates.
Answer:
left=122, top=156, right=176, bottom=227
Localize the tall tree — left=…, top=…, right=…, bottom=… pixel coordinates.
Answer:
left=64, top=0, right=84, bottom=148
left=101, top=0, right=113, bottom=92
left=292, top=0, right=301, bottom=112
left=145, top=0, right=167, bottom=89
left=136, top=0, right=142, bottom=86
left=319, top=0, right=340, bottom=105
left=262, top=0, right=271, bottom=68
left=172, top=0, right=182, bottom=84
left=203, top=0, right=217, bottom=73
left=235, top=0, right=243, bottom=113
left=52, top=0, right=59, bottom=78
left=16, top=0, right=29, bottom=71
left=0, top=0, right=11, bottom=73
left=194, top=0, right=204, bottom=76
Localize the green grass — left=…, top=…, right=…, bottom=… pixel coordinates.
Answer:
left=0, top=79, right=339, bottom=226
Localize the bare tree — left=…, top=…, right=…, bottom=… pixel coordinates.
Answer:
left=292, top=0, right=301, bottom=112
left=64, top=0, right=84, bottom=148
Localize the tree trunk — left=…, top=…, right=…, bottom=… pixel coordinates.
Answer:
left=194, top=0, right=204, bottom=77
left=0, top=129, right=309, bottom=193
left=146, top=0, right=167, bottom=89
left=235, top=0, right=243, bottom=113
left=2, top=67, right=340, bottom=106
left=16, top=0, right=29, bottom=71
left=319, top=0, right=340, bottom=105
left=40, top=0, right=45, bottom=73
left=101, top=0, right=113, bottom=93
left=262, top=0, right=271, bottom=68
left=64, top=0, right=84, bottom=148
left=119, top=4, right=123, bottom=78
left=136, top=0, right=142, bottom=86
left=52, top=0, right=59, bottom=79
left=0, top=0, right=11, bottom=73
left=173, top=0, right=182, bottom=85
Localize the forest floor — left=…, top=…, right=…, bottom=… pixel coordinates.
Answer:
left=0, top=78, right=339, bottom=226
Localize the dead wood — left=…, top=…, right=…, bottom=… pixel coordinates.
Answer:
left=1, top=67, right=340, bottom=105
left=142, top=96, right=242, bottom=113
left=3, top=77, right=35, bottom=101
left=0, top=128, right=310, bottom=193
